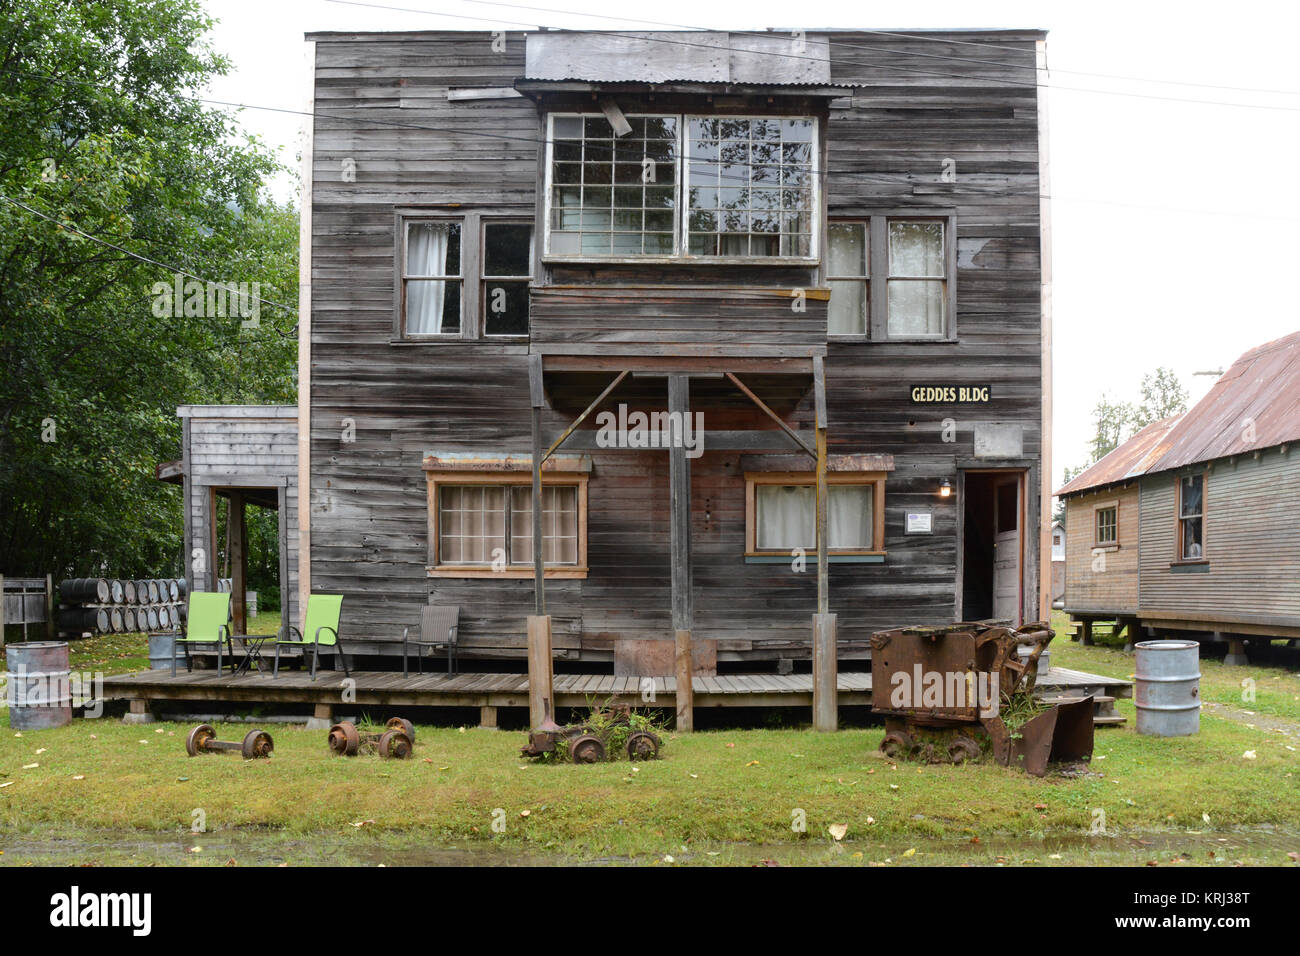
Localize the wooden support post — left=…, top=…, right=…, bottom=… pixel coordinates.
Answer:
left=1080, top=619, right=1093, bottom=646
left=527, top=614, right=553, bottom=729
left=668, top=376, right=694, bottom=731
left=675, top=628, right=694, bottom=732
left=813, top=613, right=838, bottom=731
left=123, top=698, right=156, bottom=725
left=479, top=705, right=498, bottom=729
left=229, top=491, right=248, bottom=636
left=813, top=356, right=828, bottom=616
left=306, top=701, right=333, bottom=730
left=529, top=354, right=546, bottom=616
left=0, top=573, right=5, bottom=649
left=44, top=573, right=55, bottom=641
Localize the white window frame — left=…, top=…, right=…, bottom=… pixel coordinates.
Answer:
left=542, top=112, right=820, bottom=265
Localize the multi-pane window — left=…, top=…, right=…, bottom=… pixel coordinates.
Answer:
left=399, top=213, right=532, bottom=339
left=887, top=220, right=946, bottom=337
left=1095, top=505, right=1117, bottom=546
left=1178, top=473, right=1205, bottom=560
left=549, top=114, right=678, bottom=256
left=482, top=222, right=533, bottom=336
left=686, top=117, right=814, bottom=258
left=402, top=221, right=463, bottom=335
left=434, top=482, right=581, bottom=571
left=746, top=474, right=886, bottom=555
left=827, top=221, right=868, bottom=335
left=546, top=113, right=817, bottom=260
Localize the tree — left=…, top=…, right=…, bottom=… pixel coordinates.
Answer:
left=0, top=1, right=297, bottom=588
left=1132, top=367, right=1189, bottom=430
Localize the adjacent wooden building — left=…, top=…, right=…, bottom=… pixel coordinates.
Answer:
left=298, top=28, right=1053, bottom=670
left=1057, top=331, right=1300, bottom=655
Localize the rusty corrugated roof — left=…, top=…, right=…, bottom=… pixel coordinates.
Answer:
left=1143, top=330, right=1300, bottom=472
left=1055, top=415, right=1182, bottom=497
left=1056, top=329, right=1300, bottom=497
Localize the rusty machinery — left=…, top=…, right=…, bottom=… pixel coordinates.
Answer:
left=185, top=724, right=274, bottom=759
left=327, top=717, right=415, bottom=759
left=521, top=700, right=661, bottom=763
left=869, top=622, right=1094, bottom=777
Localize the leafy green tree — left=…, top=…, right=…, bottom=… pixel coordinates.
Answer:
left=0, top=0, right=296, bottom=591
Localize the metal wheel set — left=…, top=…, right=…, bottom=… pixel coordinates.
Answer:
left=521, top=700, right=662, bottom=763
left=182, top=716, right=418, bottom=760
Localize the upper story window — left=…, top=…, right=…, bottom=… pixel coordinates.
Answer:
left=1094, top=504, right=1118, bottom=547
left=827, top=215, right=955, bottom=341
left=397, top=211, right=532, bottom=341
left=1177, top=473, right=1205, bottom=561
left=545, top=113, right=818, bottom=262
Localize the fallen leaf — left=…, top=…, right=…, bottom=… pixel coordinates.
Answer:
left=889, top=784, right=899, bottom=790
left=865, top=816, right=875, bottom=825
left=1243, top=750, right=1257, bottom=760
left=188, top=846, right=202, bottom=854
left=902, top=848, right=916, bottom=858
left=1287, top=852, right=1299, bottom=862
left=21, top=763, right=38, bottom=770
left=725, top=743, right=735, bottom=749
left=351, top=819, right=374, bottom=828
left=662, top=854, right=675, bottom=864
left=688, top=773, right=698, bottom=779
left=1203, top=813, right=1212, bottom=824
left=71, top=775, right=85, bottom=781
left=746, top=760, right=760, bottom=767
left=225, top=858, right=237, bottom=867
left=828, top=823, right=848, bottom=841
left=0, top=782, right=13, bottom=789
left=35, top=748, right=46, bottom=755
left=520, top=809, right=531, bottom=818
left=1033, top=803, right=1048, bottom=811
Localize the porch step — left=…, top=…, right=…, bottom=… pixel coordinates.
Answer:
left=1039, top=693, right=1126, bottom=727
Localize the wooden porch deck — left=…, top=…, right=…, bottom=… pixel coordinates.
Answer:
left=101, top=665, right=1131, bottom=718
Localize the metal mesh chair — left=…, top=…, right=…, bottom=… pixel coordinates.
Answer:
left=403, top=605, right=459, bottom=677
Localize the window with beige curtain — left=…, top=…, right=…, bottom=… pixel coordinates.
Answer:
left=887, top=220, right=945, bottom=337
left=827, top=221, right=868, bottom=335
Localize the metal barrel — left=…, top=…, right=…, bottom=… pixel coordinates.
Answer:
left=57, top=607, right=108, bottom=634
left=122, top=608, right=137, bottom=632
left=135, top=581, right=150, bottom=606
left=148, top=633, right=178, bottom=671
left=6, top=641, right=72, bottom=729
left=146, top=607, right=160, bottom=631
left=157, top=606, right=171, bottom=629
left=108, top=579, right=125, bottom=604
left=175, top=577, right=188, bottom=598
left=1135, top=640, right=1201, bottom=736
left=108, top=608, right=125, bottom=633
left=168, top=580, right=180, bottom=601
left=147, top=580, right=161, bottom=604
left=123, top=579, right=137, bottom=604
left=59, top=578, right=110, bottom=604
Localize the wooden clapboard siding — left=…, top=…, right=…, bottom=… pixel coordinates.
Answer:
left=1139, top=452, right=1300, bottom=627
left=177, top=407, right=300, bottom=630
left=1062, top=485, right=1139, bottom=614
left=306, top=30, right=1045, bottom=655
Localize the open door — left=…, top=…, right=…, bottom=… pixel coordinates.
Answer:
left=992, top=475, right=1021, bottom=624
left=961, top=470, right=1024, bottom=625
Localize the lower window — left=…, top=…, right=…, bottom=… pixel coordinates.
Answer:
left=427, top=473, right=588, bottom=578
left=745, top=472, right=886, bottom=556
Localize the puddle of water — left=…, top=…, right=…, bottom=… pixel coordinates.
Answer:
left=3, top=826, right=1295, bottom=867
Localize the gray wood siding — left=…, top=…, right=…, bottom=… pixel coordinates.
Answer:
left=181, top=409, right=299, bottom=628
left=307, top=30, right=1045, bottom=656
left=1139, top=452, right=1300, bottom=626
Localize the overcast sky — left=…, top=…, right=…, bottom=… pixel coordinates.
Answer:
left=201, top=0, right=1300, bottom=488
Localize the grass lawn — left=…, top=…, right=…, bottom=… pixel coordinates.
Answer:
left=63, top=610, right=284, bottom=675
left=2, top=619, right=1297, bottom=866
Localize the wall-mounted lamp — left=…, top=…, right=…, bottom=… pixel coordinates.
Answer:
left=939, top=479, right=952, bottom=498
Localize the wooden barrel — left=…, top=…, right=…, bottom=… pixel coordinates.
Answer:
left=6, top=642, right=72, bottom=729
left=123, top=579, right=138, bottom=604
left=59, top=578, right=110, bottom=604
left=108, top=579, right=125, bottom=604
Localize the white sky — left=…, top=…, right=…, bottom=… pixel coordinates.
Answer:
left=202, top=0, right=1300, bottom=488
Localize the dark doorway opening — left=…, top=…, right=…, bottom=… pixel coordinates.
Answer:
left=961, top=471, right=1023, bottom=624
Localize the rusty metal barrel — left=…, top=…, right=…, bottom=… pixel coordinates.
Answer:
left=6, top=641, right=72, bottom=729
left=1135, top=640, right=1201, bottom=736
left=123, top=579, right=138, bottom=604
left=108, top=579, right=125, bottom=604
left=167, top=579, right=180, bottom=601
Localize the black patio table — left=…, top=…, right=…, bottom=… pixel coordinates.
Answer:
left=229, top=634, right=274, bottom=677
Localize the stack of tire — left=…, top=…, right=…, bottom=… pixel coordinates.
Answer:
left=56, top=577, right=187, bottom=638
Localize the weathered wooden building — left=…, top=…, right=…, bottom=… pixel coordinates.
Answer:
left=298, top=28, right=1053, bottom=670
left=159, top=405, right=300, bottom=637
left=1057, top=331, right=1300, bottom=657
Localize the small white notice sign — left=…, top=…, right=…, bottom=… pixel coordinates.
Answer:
left=906, top=511, right=932, bottom=534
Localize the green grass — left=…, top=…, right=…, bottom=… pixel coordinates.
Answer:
left=1050, top=611, right=1300, bottom=723
left=0, top=703, right=1296, bottom=865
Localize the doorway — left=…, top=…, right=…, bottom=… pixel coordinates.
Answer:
left=960, top=470, right=1024, bottom=625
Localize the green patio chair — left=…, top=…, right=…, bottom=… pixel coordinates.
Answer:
left=273, top=594, right=349, bottom=680
left=172, top=591, right=233, bottom=677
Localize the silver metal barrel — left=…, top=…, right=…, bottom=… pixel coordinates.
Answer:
left=1134, top=639, right=1201, bottom=736
left=6, top=641, right=73, bottom=730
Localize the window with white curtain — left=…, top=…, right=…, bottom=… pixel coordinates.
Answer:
left=827, top=221, right=868, bottom=335
left=747, top=474, right=885, bottom=555
left=403, top=220, right=462, bottom=335
left=887, top=219, right=945, bottom=337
